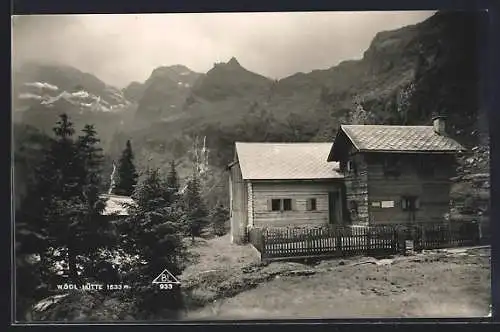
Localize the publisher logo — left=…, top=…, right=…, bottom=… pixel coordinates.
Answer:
left=152, top=269, right=181, bottom=290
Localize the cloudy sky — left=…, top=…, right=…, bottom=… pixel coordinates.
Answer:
left=12, top=11, right=435, bottom=88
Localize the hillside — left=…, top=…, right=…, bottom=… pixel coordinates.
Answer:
left=133, top=65, right=202, bottom=125
left=12, top=63, right=137, bottom=149
left=107, top=12, right=485, bottom=193
left=13, top=11, right=487, bottom=209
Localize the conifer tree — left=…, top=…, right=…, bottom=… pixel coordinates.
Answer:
left=114, top=140, right=138, bottom=196
left=17, top=115, right=111, bottom=286
left=210, top=204, right=229, bottom=236
left=125, top=168, right=187, bottom=315
left=166, top=160, right=180, bottom=202
left=31, top=114, right=86, bottom=283
left=76, top=125, right=112, bottom=262
left=184, top=173, right=208, bottom=241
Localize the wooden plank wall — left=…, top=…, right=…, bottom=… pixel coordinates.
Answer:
left=252, top=181, right=342, bottom=228
left=230, top=156, right=248, bottom=243
left=247, top=182, right=254, bottom=228
left=366, top=154, right=455, bottom=224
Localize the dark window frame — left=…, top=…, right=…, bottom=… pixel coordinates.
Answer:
left=271, top=199, right=281, bottom=211
left=307, top=198, right=317, bottom=211
left=401, top=196, right=420, bottom=211
left=283, top=199, right=292, bottom=211
left=270, top=198, right=294, bottom=212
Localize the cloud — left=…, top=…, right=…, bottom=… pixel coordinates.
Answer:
left=12, top=11, right=435, bottom=88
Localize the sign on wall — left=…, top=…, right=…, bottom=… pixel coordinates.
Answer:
left=381, top=201, right=395, bottom=208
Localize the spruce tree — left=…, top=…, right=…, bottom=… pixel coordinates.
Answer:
left=125, top=168, right=187, bottom=316
left=184, top=174, right=208, bottom=241
left=114, top=140, right=138, bottom=196
left=166, top=160, right=180, bottom=203
left=17, top=115, right=110, bottom=286
left=31, top=114, right=86, bottom=284
left=76, top=125, right=112, bottom=264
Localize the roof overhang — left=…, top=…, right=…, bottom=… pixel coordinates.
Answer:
left=358, top=149, right=464, bottom=154
left=246, top=177, right=344, bottom=182
left=327, top=126, right=360, bottom=161
left=327, top=125, right=466, bottom=160
left=225, top=160, right=238, bottom=171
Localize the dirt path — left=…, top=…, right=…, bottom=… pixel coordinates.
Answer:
left=184, top=247, right=491, bottom=319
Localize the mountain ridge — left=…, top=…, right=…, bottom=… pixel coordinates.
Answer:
left=13, top=11, right=486, bottom=199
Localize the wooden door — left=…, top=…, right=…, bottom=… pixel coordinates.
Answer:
left=402, top=196, right=419, bottom=223
left=328, top=192, right=337, bottom=224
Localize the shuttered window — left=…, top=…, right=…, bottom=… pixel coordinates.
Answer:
left=401, top=196, right=420, bottom=211
left=271, top=199, right=281, bottom=211
left=283, top=199, right=292, bottom=211
left=306, top=198, right=317, bottom=211
left=269, top=198, right=294, bottom=212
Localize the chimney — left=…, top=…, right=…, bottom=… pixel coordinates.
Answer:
left=432, top=115, right=447, bottom=136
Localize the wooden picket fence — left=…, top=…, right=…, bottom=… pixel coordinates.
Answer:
left=248, top=222, right=481, bottom=261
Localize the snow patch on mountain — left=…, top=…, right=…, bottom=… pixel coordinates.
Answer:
left=71, top=90, right=91, bottom=98
left=176, top=82, right=191, bottom=88
left=19, top=93, right=43, bottom=100
left=24, top=82, right=59, bottom=91
left=41, top=91, right=76, bottom=105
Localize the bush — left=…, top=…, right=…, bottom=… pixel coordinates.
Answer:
left=210, top=205, right=229, bottom=236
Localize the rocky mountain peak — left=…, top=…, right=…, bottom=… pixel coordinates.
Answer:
left=227, top=57, right=240, bottom=67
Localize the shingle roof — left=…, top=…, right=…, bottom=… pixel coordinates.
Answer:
left=234, top=142, right=342, bottom=180
left=100, top=194, right=135, bottom=216
left=340, top=125, right=465, bottom=153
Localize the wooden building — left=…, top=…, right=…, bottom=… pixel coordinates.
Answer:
left=228, top=116, right=466, bottom=244
left=228, top=143, right=344, bottom=244
left=99, top=194, right=134, bottom=221
left=327, top=116, right=465, bottom=225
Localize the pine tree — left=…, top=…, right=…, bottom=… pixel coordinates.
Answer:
left=17, top=115, right=113, bottom=287
left=184, top=174, right=208, bottom=241
left=76, top=125, right=113, bottom=264
left=25, top=114, right=86, bottom=284
left=166, top=160, right=180, bottom=202
left=125, top=168, right=187, bottom=315
left=114, top=140, right=138, bottom=196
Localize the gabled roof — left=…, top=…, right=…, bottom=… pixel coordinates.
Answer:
left=328, top=124, right=466, bottom=161
left=233, top=142, right=342, bottom=180
left=100, top=194, right=135, bottom=216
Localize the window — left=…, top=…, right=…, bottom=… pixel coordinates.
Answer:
left=271, top=199, right=281, bottom=211
left=270, top=198, right=293, bottom=212
left=340, top=160, right=348, bottom=172
left=306, top=198, right=317, bottom=211
left=350, top=160, right=358, bottom=175
left=349, top=200, right=358, bottom=219
left=401, top=196, right=420, bottom=211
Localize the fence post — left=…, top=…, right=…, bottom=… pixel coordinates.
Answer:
left=393, top=226, right=399, bottom=254
left=336, top=226, right=343, bottom=256
left=260, top=230, right=267, bottom=261
left=366, top=226, right=372, bottom=256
